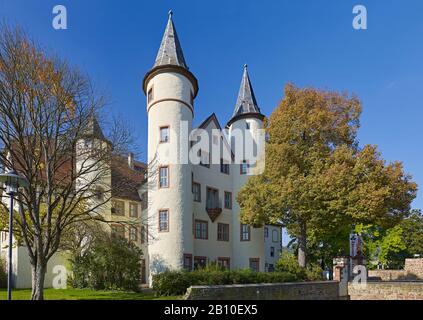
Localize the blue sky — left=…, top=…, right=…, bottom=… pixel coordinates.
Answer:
left=1, top=0, right=422, bottom=221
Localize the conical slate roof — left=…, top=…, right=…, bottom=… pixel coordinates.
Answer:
left=83, top=115, right=107, bottom=142
left=153, top=10, right=188, bottom=69
left=227, top=65, right=263, bottom=126
left=143, top=11, right=198, bottom=97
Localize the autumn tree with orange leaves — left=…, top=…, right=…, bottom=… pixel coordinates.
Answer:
left=238, top=84, right=417, bottom=268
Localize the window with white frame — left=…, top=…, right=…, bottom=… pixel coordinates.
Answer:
left=192, top=182, right=201, bottom=202
left=160, top=126, right=170, bottom=143
left=241, top=224, right=251, bottom=241
left=159, top=210, right=169, bottom=232
left=159, top=166, right=169, bottom=188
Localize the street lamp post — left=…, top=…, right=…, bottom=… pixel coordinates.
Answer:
left=0, top=170, right=28, bottom=301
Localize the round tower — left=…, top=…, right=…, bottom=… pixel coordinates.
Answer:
left=228, top=65, right=266, bottom=271
left=143, top=11, right=198, bottom=279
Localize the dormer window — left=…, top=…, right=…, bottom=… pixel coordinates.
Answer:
left=148, top=86, right=154, bottom=104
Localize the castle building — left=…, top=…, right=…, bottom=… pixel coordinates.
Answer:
left=140, top=11, right=282, bottom=284
left=0, top=11, right=282, bottom=289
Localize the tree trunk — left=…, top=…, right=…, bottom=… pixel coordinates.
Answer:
left=297, top=221, right=307, bottom=268
left=31, top=261, right=46, bottom=300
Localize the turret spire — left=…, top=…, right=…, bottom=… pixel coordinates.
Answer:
left=229, top=65, right=262, bottom=122
left=153, top=11, right=187, bottom=69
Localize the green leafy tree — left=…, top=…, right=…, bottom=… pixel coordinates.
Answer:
left=400, top=209, right=423, bottom=257
left=359, top=210, right=423, bottom=269
left=238, top=84, right=417, bottom=268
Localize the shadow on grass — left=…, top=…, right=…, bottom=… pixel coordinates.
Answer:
left=0, top=288, right=182, bottom=301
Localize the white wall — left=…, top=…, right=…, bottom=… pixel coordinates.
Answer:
left=146, top=71, right=194, bottom=281
left=229, top=117, right=265, bottom=271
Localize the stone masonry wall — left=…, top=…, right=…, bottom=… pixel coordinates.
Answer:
left=348, top=282, right=423, bottom=300
left=368, top=258, right=423, bottom=281
left=405, top=258, right=423, bottom=278
left=185, top=281, right=340, bottom=300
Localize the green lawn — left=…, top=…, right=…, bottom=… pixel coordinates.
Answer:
left=0, top=288, right=182, bottom=300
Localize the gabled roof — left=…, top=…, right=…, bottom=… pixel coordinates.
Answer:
left=196, top=113, right=234, bottom=160
left=227, top=65, right=264, bottom=127
left=197, top=113, right=222, bottom=131
left=111, top=155, right=146, bottom=202
left=153, top=10, right=187, bottom=69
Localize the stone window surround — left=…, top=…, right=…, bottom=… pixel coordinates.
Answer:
left=194, top=219, right=208, bottom=240
left=240, top=224, right=251, bottom=242
left=158, top=209, right=170, bottom=232
left=217, top=223, right=230, bottom=242
left=158, top=165, right=170, bottom=188
left=159, top=125, right=170, bottom=144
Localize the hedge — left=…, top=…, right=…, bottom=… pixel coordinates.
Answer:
left=152, top=267, right=298, bottom=296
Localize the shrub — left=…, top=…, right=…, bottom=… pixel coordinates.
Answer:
left=0, top=257, right=6, bottom=288
left=152, top=266, right=298, bottom=296
left=276, top=251, right=323, bottom=281
left=276, top=251, right=307, bottom=279
left=69, top=235, right=143, bottom=292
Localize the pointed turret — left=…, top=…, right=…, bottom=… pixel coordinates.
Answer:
left=84, top=115, right=106, bottom=141
left=143, top=11, right=198, bottom=97
left=227, top=65, right=264, bottom=127
left=154, top=10, right=187, bottom=69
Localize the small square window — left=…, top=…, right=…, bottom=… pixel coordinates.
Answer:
left=160, top=126, right=170, bottom=143
left=112, top=200, right=125, bottom=216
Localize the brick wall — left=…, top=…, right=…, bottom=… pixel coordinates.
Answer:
left=185, top=281, right=341, bottom=300
left=348, top=282, right=423, bottom=300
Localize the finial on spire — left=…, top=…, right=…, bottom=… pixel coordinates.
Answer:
left=244, top=63, right=248, bottom=70
left=168, top=10, right=173, bottom=18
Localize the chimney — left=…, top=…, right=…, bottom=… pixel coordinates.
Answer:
left=128, top=153, right=134, bottom=169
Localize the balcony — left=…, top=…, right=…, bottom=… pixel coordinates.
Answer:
left=206, top=205, right=222, bottom=222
